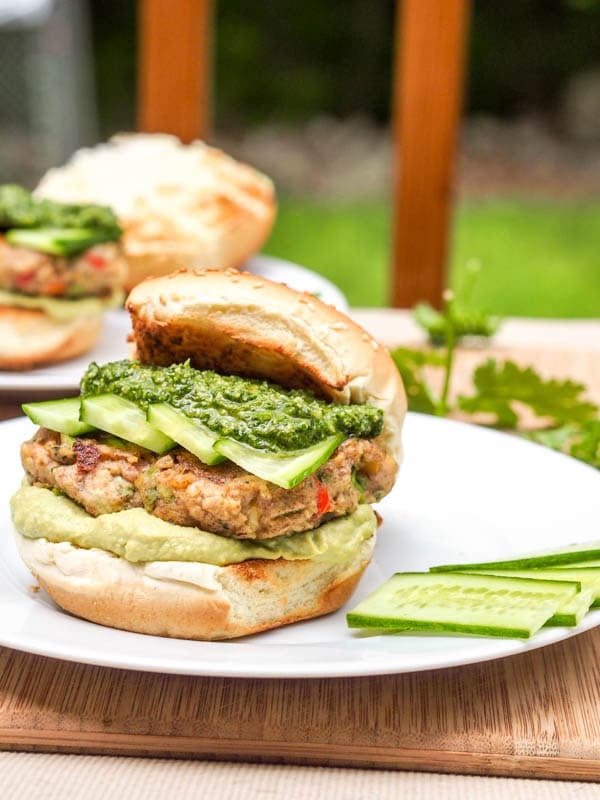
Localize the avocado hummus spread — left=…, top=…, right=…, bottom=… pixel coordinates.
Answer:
left=0, top=288, right=124, bottom=322
left=11, top=485, right=376, bottom=566
left=81, top=360, right=384, bottom=452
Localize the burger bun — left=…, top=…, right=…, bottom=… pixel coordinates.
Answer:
left=127, top=268, right=406, bottom=461
left=36, top=134, right=277, bottom=290
left=0, top=306, right=101, bottom=370
left=14, top=527, right=375, bottom=640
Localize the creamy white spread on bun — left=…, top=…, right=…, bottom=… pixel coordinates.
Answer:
left=11, top=269, right=406, bottom=640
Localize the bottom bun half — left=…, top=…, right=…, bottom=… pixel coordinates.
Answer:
left=0, top=307, right=102, bottom=370
left=14, top=529, right=375, bottom=640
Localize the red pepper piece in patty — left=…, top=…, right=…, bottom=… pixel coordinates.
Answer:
left=316, top=482, right=331, bottom=515
left=85, top=252, right=106, bottom=270
left=15, top=269, right=37, bottom=288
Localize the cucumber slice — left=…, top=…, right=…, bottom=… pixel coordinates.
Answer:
left=466, top=567, right=600, bottom=624
left=81, top=394, right=175, bottom=454
left=346, top=572, right=580, bottom=638
left=5, top=227, right=115, bottom=256
left=430, top=542, right=600, bottom=572
left=556, top=559, right=600, bottom=569
left=213, top=433, right=344, bottom=489
left=554, top=564, right=600, bottom=605
left=22, top=398, right=94, bottom=436
left=147, top=403, right=224, bottom=465
left=549, top=588, right=595, bottom=627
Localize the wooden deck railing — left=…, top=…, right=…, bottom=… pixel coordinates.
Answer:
left=137, top=0, right=470, bottom=308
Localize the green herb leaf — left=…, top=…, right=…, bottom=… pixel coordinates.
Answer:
left=390, top=347, right=444, bottom=414
left=526, top=421, right=600, bottom=469
left=413, top=302, right=501, bottom=346
left=459, top=359, right=598, bottom=428
left=524, top=425, right=578, bottom=452
left=570, top=420, right=600, bottom=468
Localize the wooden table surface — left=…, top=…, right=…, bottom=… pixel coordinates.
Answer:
left=1, top=311, right=599, bottom=782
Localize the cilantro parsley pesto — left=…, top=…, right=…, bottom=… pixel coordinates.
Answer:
left=81, top=360, right=384, bottom=453
left=0, top=184, right=121, bottom=256
left=0, top=185, right=120, bottom=235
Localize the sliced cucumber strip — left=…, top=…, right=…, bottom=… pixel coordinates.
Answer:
left=6, top=227, right=115, bottom=256
left=346, top=572, right=580, bottom=639
left=147, top=403, right=224, bottom=465
left=213, top=433, right=344, bottom=489
left=430, top=542, right=600, bottom=572
left=554, top=564, right=600, bottom=605
left=547, top=587, right=594, bottom=627
left=22, top=398, right=94, bottom=436
left=81, top=394, right=175, bottom=454
left=466, top=567, right=600, bottom=621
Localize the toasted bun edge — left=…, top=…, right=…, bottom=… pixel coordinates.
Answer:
left=14, top=529, right=375, bottom=640
left=0, top=307, right=102, bottom=370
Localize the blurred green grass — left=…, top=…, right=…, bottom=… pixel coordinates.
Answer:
left=263, top=197, right=600, bottom=316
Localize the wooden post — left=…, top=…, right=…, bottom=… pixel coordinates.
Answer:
left=137, top=0, right=213, bottom=142
left=391, top=0, right=470, bottom=308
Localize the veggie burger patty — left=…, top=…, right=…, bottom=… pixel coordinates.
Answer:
left=0, top=239, right=124, bottom=298
left=22, top=428, right=397, bottom=540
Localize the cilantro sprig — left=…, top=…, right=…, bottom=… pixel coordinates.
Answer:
left=458, top=360, right=597, bottom=428
left=391, top=280, right=599, bottom=469
left=525, top=421, right=600, bottom=469
left=390, top=347, right=442, bottom=415
left=413, top=259, right=501, bottom=346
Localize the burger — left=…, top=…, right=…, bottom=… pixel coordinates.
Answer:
left=0, top=184, right=126, bottom=370
left=35, top=133, right=277, bottom=290
left=10, top=269, right=406, bottom=639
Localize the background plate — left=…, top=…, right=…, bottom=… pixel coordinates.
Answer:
left=1, top=413, right=598, bottom=678
left=0, top=255, right=348, bottom=395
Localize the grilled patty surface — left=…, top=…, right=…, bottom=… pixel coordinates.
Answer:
left=21, top=428, right=397, bottom=540
left=0, top=240, right=125, bottom=298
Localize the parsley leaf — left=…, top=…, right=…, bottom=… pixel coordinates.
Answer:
left=390, top=347, right=444, bottom=414
left=526, top=421, right=600, bottom=469
left=524, top=425, right=578, bottom=452
left=458, top=359, right=598, bottom=428
left=414, top=302, right=501, bottom=346
left=569, top=421, right=600, bottom=468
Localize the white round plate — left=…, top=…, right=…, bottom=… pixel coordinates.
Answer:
left=1, top=413, right=598, bottom=678
left=0, top=255, right=348, bottom=395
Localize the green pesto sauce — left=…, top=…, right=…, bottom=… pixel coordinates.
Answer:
left=0, top=184, right=121, bottom=238
left=81, top=359, right=383, bottom=452
left=11, top=484, right=376, bottom=566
